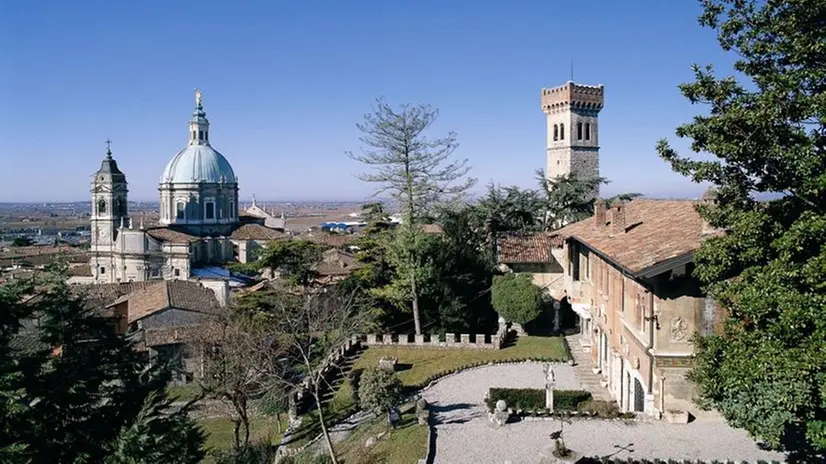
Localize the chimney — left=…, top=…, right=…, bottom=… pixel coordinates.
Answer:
left=701, top=187, right=719, bottom=235
left=594, top=199, right=607, bottom=227
left=611, top=201, right=626, bottom=234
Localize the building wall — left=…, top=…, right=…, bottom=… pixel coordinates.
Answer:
left=562, top=240, right=709, bottom=416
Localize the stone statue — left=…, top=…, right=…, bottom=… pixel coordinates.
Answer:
left=489, top=399, right=509, bottom=427
left=195, top=88, right=203, bottom=107
left=544, top=364, right=556, bottom=389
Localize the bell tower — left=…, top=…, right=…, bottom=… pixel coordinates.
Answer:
left=541, top=81, right=604, bottom=199
left=90, top=140, right=129, bottom=283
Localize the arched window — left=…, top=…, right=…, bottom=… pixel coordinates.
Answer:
left=585, top=123, right=591, bottom=141
left=176, top=202, right=186, bottom=220
left=560, top=123, right=565, bottom=140
left=577, top=122, right=583, bottom=140
left=97, top=199, right=106, bottom=215
left=553, top=124, right=558, bottom=141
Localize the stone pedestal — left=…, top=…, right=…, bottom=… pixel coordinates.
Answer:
left=546, top=388, right=554, bottom=411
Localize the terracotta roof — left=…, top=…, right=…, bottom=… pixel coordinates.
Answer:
left=145, top=227, right=199, bottom=244
left=229, top=223, right=285, bottom=241
left=421, top=224, right=444, bottom=234
left=315, top=248, right=363, bottom=276
left=67, top=264, right=92, bottom=277
left=70, top=281, right=157, bottom=310
left=555, top=199, right=708, bottom=274
left=497, top=233, right=558, bottom=264
left=112, top=280, right=221, bottom=324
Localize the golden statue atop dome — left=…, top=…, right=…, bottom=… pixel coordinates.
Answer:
left=195, top=88, right=203, bottom=108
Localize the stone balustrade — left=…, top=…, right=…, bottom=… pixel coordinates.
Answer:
left=361, top=332, right=501, bottom=350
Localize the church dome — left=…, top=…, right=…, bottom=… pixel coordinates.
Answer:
left=160, top=89, right=237, bottom=184
left=161, top=145, right=237, bottom=184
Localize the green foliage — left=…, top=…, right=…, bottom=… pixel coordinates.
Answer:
left=491, top=273, right=543, bottom=325
left=536, top=170, right=604, bottom=228
left=0, top=264, right=205, bottom=462
left=657, top=0, right=826, bottom=457
left=258, top=239, right=325, bottom=287
left=105, top=391, right=205, bottom=464
left=485, top=388, right=545, bottom=412
left=210, top=440, right=274, bottom=464
left=10, top=237, right=33, bottom=247
left=357, top=367, right=404, bottom=414
left=553, top=390, right=593, bottom=411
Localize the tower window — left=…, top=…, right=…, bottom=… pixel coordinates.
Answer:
left=205, top=202, right=215, bottom=220
left=176, top=202, right=185, bottom=219
left=577, top=122, right=583, bottom=140
left=100, top=266, right=106, bottom=275
left=560, top=123, right=565, bottom=140
left=174, top=269, right=180, bottom=277
left=230, top=201, right=235, bottom=218
left=98, top=199, right=106, bottom=215
left=585, top=123, right=591, bottom=141
left=198, top=131, right=204, bottom=141
left=553, top=124, right=558, bottom=141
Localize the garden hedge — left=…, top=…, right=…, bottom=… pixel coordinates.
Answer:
left=485, top=388, right=592, bottom=412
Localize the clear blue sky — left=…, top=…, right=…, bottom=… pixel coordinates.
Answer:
left=0, top=0, right=732, bottom=203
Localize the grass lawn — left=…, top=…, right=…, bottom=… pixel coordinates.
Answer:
left=199, top=415, right=287, bottom=462
left=329, top=335, right=568, bottom=413
left=167, top=383, right=204, bottom=402
left=296, top=403, right=428, bottom=464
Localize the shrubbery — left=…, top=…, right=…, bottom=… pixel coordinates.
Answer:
left=491, top=273, right=543, bottom=325
left=357, top=367, right=404, bottom=414
left=485, top=388, right=593, bottom=412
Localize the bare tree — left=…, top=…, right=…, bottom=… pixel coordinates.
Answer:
left=190, top=314, right=290, bottom=450
left=348, top=98, right=476, bottom=333
left=265, top=285, right=370, bottom=464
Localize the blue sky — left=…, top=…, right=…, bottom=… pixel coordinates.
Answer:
left=0, top=0, right=733, bottom=202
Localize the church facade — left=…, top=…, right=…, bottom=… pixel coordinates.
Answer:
left=89, top=91, right=284, bottom=284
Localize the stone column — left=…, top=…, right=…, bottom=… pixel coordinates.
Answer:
left=546, top=387, right=554, bottom=412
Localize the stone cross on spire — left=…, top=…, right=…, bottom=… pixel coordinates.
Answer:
left=105, top=138, right=113, bottom=159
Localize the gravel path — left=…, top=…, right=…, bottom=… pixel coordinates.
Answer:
left=421, top=363, right=787, bottom=463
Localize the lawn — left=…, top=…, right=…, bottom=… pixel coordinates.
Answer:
left=167, top=383, right=204, bottom=402
left=295, top=403, right=428, bottom=464
left=199, top=415, right=287, bottom=463
left=329, top=335, right=568, bottom=413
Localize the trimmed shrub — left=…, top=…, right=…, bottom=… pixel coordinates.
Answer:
left=577, top=399, right=620, bottom=418
left=553, top=390, right=593, bottom=410
left=486, top=388, right=546, bottom=412
left=358, top=367, right=404, bottom=414
left=492, top=273, right=543, bottom=325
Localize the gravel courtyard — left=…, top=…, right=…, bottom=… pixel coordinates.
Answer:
left=420, top=363, right=786, bottom=463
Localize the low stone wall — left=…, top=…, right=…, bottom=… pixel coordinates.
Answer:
left=361, top=332, right=502, bottom=350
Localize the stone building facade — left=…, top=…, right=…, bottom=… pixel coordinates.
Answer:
left=88, top=90, right=284, bottom=283
left=554, top=195, right=722, bottom=417
left=541, top=81, right=604, bottom=200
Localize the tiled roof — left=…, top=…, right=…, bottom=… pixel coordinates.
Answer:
left=497, top=233, right=559, bottom=264
left=70, top=281, right=157, bottom=310
left=67, top=264, right=92, bottom=277
left=145, top=227, right=199, bottom=244
left=555, top=199, right=708, bottom=274
left=315, top=248, right=363, bottom=276
left=229, top=223, right=285, bottom=241
left=421, top=224, right=444, bottom=234
left=113, top=280, right=221, bottom=323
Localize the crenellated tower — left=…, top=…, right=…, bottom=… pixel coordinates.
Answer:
left=90, top=141, right=129, bottom=282
left=541, top=81, right=604, bottom=199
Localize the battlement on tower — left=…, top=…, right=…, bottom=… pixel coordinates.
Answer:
left=541, top=81, right=604, bottom=113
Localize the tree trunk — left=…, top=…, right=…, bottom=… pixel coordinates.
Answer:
left=411, top=268, right=422, bottom=335
left=313, top=388, right=339, bottom=464
left=276, top=412, right=282, bottom=434
left=232, top=419, right=241, bottom=450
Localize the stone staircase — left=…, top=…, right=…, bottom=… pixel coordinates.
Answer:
left=565, top=334, right=613, bottom=402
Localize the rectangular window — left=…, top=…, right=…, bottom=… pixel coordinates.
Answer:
left=174, top=269, right=180, bottom=277
left=584, top=252, right=590, bottom=280
left=100, top=266, right=105, bottom=275
left=585, top=123, right=591, bottom=141
left=230, top=202, right=235, bottom=218
left=205, top=202, right=215, bottom=220
left=577, top=122, right=583, bottom=140
left=176, top=202, right=185, bottom=219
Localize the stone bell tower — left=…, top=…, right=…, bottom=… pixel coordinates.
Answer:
left=541, top=81, right=604, bottom=199
left=90, top=140, right=129, bottom=283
